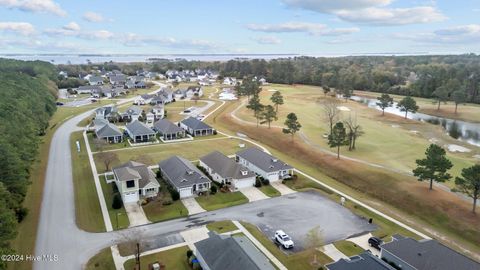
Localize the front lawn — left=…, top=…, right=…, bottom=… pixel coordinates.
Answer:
left=142, top=182, right=188, bottom=223
left=258, top=185, right=281, bottom=197
left=333, top=240, right=364, bottom=257
left=99, top=176, right=129, bottom=230
left=88, top=132, right=129, bottom=152
left=206, top=220, right=238, bottom=233
left=195, top=191, right=248, bottom=211
left=123, top=246, right=190, bottom=270
left=241, top=222, right=333, bottom=270
left=85, top=248, right=115, bottom=270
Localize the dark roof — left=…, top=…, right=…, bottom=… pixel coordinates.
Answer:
left=112, top=161, right=159, bottom=188
left=326, top=252, right=395, bottom=270
left=96, top=123, right=122, bottom=138
left=236, top=147, right=293, bottom=173
left=158, top=156, right=210, bottom=189
left=194, top=232, right=275, bottom=270
left=78, top=85, right=101, bottom=91
left=126, top=120, right=155, bottom=136
left=123, top=105, right=143, bottom=116
left=200, top=151, right=255, bottom=180
left=153, top=119, right=184, bottom=134
left=180, top=117, right=212, bottom=131
left=381, top=237, right=480, bottom=270
left=89, top=76, right=103, bottom=82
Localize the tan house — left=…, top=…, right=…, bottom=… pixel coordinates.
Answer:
left=112, top=161, right=160, bottom=203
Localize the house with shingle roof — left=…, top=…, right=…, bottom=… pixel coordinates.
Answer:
left=180, top=117, right=214, bottom=137
left=88, top=76, right=104, bottom=86
left=153, top=119, right=185, bottom=141
left=121, top=105, right=143, bottom=122
left=77, top=85, right=102, bottom=94
left=112, top=161, right=160, bottom=203
left=235, top=147, right=293, bottom=182
left=199, top=151, right=256, bottom=190
left=194, top=231, right=275, bottom=270
left=125, top=120, right=156, bottom=143
left=158, top=156, right=211, bottom=198
left=95, top=123, right=123, bottom=143
left=95, top=105, right=118, bottom=120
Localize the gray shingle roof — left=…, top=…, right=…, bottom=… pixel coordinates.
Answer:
left=381, top=237, right=480, bottom=270
left=96, top=123, right=122, bottom=138
left=126, top=120, right=155, bottom=136
left=326, top=252, right=395, bottom=270
left=153, top=119, right=184, bottom=135
left=158, top=156, right=210, bottom=189
left=113, top=161, right=159, bottom=188
left=236, top=147, right=293, bottom=173
left=123, top=105, right=143, bottom=116
left=92, top=119, right=109, bottom=129
left=194, top=232, right=275, bottom=270
left=78, top=85, right=101, bottom=91
left=89, top=76, right=103, bottom=83
left=200, top=151, right=255, bottom=180
left=181, top=117, right=212, bottom=131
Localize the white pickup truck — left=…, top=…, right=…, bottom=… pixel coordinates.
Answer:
left=274, top=230, right=294, bottom=249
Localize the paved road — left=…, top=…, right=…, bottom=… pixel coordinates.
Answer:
left=33, top=107, right=374, bottom=270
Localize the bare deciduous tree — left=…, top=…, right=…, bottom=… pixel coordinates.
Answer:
left=93, top=138, right=107, bottom=152
left=320, top=99, right=340, bottom=134
left=344, top=114, right=364, bottom=151
left=97, top=152, right=119, bottom=171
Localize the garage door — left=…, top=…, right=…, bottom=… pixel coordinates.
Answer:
left=179, top=188, right=193, bottom=198
left=123, top=191, right=139, bottom=203
left=235, top=177, right=255, bottom=189
left=268, top=173, right=279, bottom=182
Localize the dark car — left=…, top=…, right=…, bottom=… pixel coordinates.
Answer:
left=56, top=102, right=64, bottom=106
left=368, top=237, right=383, bottom=250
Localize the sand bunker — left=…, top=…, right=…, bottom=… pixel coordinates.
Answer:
left=268, top=89, right=277, bottom=92
left=337, top=106, right=351, bottom=111
left=446, top=144, right=471, bottom=153
left=391, top=124, right=400, bottom=128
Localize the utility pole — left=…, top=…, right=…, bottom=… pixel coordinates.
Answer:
left=135, top=242, right=141, bottom=270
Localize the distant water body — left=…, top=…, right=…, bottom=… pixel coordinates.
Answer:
left=0, top=54, right=300, bottom=65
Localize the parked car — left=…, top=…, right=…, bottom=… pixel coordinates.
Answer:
left=275, top=230, right=294, bottom=249
left=368, top=236, right=383, bottom=250
left=91, top=99, right=98, bottom=103
left=56, top=102, right=64, bottom=106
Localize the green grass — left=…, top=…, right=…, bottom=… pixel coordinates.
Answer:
left=333, top=240, right=364, bottom=257
left=143, top=199, right=188, bottom=222
left=99, top=176, right=129, bottom=230
left=241, top=222, right=333, bottom=269
left=88, top=132, right=129, bottom=152
left=85, top=248, right=115, bottom=270
left=206, top=220, right=238, bottom=233
left=258, top=185, right=281, bottom=197
left=93, top=137, right=251, bottom=173
left=71, top=131, right=106, bottom=232
left=123, top=246, right=191, bottom=270
left=195, top=191, right=248, bottom=211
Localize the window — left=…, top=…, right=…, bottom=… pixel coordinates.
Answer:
left=126, top=180, right=135, bottom=188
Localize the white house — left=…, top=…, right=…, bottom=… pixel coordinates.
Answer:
left=235, top=147, right=293, bottom=182
left=223, top=77, right=237, bottom=86
left=112, top=161, right=160, bottom=203
left=199, top=151, right=256, bottom=190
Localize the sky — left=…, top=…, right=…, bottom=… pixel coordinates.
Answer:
left=0, top=0, right=479, bottom=55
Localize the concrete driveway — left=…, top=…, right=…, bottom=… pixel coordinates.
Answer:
left=347, top=232, right=381, bottom=257
left=181, top=197, right=206, bottom=215
left=240, top=187, right=269, bottom=201
left=124, top=202, right=150, bottom=226
left=270, top=182, right=296, bottom=195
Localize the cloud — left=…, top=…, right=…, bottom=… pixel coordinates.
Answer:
left=394, top=24, right=480, bottom=44
left=62, top=22, right=80, bottom=31
left=0, top=0, right=66, bottom=16
left=282, top=0, right=446, bottom=25
left=253, top=36, right=282, bottom=44
left=118, top=33, right=219, bottom=50
left=83, top=11, right=105, bottom=23
left=0, top=22, right=35, bottom=35
left=247, top=21, right=359, bottom=36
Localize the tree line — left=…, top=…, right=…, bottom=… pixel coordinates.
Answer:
left=0, top=58, right=57, bottom=267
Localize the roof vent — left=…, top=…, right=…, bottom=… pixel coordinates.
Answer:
left=187, top=171, right=194, bottom=175
left=272, top=158, right=278, bottom=162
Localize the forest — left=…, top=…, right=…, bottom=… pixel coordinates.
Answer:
left=59, top=54, right=480, bottom=103
left=0, top=58, right=57, bottom=264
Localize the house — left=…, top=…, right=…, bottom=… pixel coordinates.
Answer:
left=134, top=94, right=153, bottom=105
left=77, top=85, right=102, bottom=94
left=95, top=123, right=123, bottom=143
left=153, top=119, right=186, bottom=141
left=198, top=79, right=212, bottom=86
left=58, top=71, right=68, bottom=78
left=145, top=71, right=159, bottom=80
left=194, top=231, right=275, bottom=270
left=325, top=252, right=395, bottom=270
left=95, top=106, right=118, bottom=120
left=158, top=156, right=211, bottom=198
left=149, top=95, right=167, bottom=105
left=125, top=120, right=156, bottom=143
left=380, top=235, right=480, bottom=270
left=125, top=81, right=136, bottom=89
left=174, top=89, right=187, bottom=100
left=236, top=147, right=293, bottom=182
left=180, top=117, right=214, bottom=137
left=223, top=77, right=237, bottom=86
left=88, top=76, right=104, bottom=86
left=145, top=112, right=155, bottom=125
left=110, top=75, right=126, bottom=86
left=187, top=86, right=203, bottom=98
left=258, top=77, right=267, bottom=85
left=121, top=105, right=143, bottom=122
left=151, top=105, right=165, bottom=119
left=92, top=118, right=109, bottom=130
left=199, top=151, right=256, bottom=190
left=219, top=88, right=237, bottom=100
left=101, top=87, right=119, bottom=98
left=112, top=161, right=160, bottom=203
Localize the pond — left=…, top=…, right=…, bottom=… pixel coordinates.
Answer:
left=350, top=95, right=480, bottom=147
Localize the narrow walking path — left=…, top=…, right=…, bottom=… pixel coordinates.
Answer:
left=240, top=186, right=269, bottom=202
left=181, top=197, right=206, bottom=215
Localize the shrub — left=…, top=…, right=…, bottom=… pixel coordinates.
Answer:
left=210, top=185, right=217, bottom=194
left=254, top=178, right=262, bottom=188
left=16, top=207, right=29, bottom=222
left=112, top=183, right=119, bottom=193
left=162, top=200, right=172, bottom=206
left=170, top=189, right=180, bottom=201
left=112, top=193, right=123, bottom=209
left=186, top=250, right=193, bottom=259
left=213, top=130, right=217, bottom=135
left=261, top=178, right=270, bottom=185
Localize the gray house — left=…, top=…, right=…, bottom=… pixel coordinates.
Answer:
left=194, top=232, right=275, bottom=270
left=158, top=156, right=211, bottom=198
left=121, top=105, right=143, bottom=122
left=95, top=106, right=118, bottom=120
left=112, top=161, right=160, bottom=203
left=125, top=120, right=155, bottom=143
left=326, top=252, right=395, bottom=270
left=180, top=117, right=214, bottom=137
left=153, top=119, right=186, bottom=141
left=236, top=147, right=293, bottom=182
left=199, top=151, right=256, bottom=190
left=77, top=85, right=102, bottom=94
left=95, top=123, right=123, bottom=143
left=380, top=235, right=480, bottom=270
